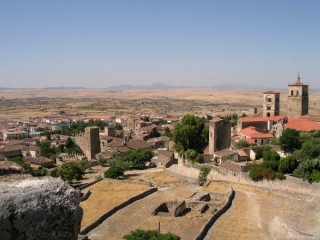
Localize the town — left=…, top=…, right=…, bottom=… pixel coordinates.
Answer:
left=1, top=74, right=320, bottom=240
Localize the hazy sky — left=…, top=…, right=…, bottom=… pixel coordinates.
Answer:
left=0, top=0, right=319, bottom=89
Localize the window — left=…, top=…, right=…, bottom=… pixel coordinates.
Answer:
left=291, top=90, right=294, bottom=96
left=267, top=106, right=271, bottom=110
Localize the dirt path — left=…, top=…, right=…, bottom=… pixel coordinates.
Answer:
left=205, top=183, right=320, bottom=240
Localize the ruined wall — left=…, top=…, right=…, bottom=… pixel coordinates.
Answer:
left=0, top=177, right=82, bottom=240
left=168, top=155, right=320, bottom=199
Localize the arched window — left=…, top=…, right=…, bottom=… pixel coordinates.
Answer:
left=291, top=90, right=294, bottom=96
left=267, top=112, right=271, bottom=117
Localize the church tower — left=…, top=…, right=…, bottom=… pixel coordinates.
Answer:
left=263, top=91, right=280, bottom=117
left=287, top=73, right=309, bottom=117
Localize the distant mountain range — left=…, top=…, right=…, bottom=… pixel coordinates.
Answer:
left=108, top=83, right=180, bottom=89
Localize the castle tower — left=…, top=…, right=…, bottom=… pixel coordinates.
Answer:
left=209, top=118, right=231, bottom=154
left=85, top=126, right=101, bottom=160
left=287, top=73, right=309, bottom=117
left=263, top=91, right=280, bottom=117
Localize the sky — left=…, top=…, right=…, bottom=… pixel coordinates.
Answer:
left=0, top=0, right=319, bottom=89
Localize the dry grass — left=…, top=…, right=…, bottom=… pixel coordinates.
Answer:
left=80, top=179, right=149, bottom=230
left=1, top=88, right=319, bottom=119
left=205, top=182, right=320, bottom=240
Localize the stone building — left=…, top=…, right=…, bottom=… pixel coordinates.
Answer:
left=85, top=127, right=101, bottom=160
left=287, top=73, right=309, bottom=117
left=208, top=118, right=231, bottom=154
left=262, top=91, right=280, bottom=117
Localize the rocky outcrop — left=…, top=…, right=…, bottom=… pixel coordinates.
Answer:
left=0, top=177, right=82, bottom=240
left=0, top=161, right=26, bottom=175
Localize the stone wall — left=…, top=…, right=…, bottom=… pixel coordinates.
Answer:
left=0, top=177, right=82, bottom=240
left=168, top=155, right=320, bottom=198
left=194, top=187, right=235, bottom=240
left=80, top=187, right=158, bottom=235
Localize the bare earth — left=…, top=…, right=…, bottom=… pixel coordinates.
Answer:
left=80, top=179, right=150, bottom=230
left=205, top=182, right=320, bottom=240
left=83, top=171, right=320, bottom=240
left=1, top=88, right=319, bottom=119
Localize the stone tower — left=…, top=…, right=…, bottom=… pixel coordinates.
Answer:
left=85, top=126, right=100, bottom=160
left=209, top=118, right=231, bottom=154
left=287, top=73, right=309, bottom=117
left=263, top=91, right=280, bottom=117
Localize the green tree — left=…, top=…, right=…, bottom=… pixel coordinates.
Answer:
left=198, top=166, right=210, bottom=185
left=38, top=141, right=56, bottom=158
left=279, top=128, right=301, bottom=153
left=185, top=149, right=199, bottom=162
left=299, top=139, right=320, bottom=160
left=234, top=140, right=250, bottom=149
left=172, top=114, right=208, bottom=153
left=58, top=162, right=85, bottom=183
left=104, top=166, right=124, bottom=179
left=122, top=149, right=153, bottom=169
left=293, top=158, right=320, bottom=182
left=278, top=156, right=298, bottom=174
left=123, top=229, right=180, bottom=240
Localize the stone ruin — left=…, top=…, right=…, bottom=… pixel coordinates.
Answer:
left=0, top=176, right=83, bottom=240
left=152, top=192, right=226, bottom=218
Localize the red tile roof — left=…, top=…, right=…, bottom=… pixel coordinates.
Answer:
left=240, top=116, right=283, bottom=123
left=240, top=127, right=273, bottom=139
left=286, top=118, right=320, bottom=132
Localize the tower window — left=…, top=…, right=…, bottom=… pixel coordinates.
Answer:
left=291, top=90, right=294, bottom=96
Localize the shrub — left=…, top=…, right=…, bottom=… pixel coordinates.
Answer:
left=104, top=166, right=124, bottom=179
left=198, top=167, right=210, bottom=185
left=123, top=229, right=180, bottom=240
left=58, top=162, right=85, bottom=183
left=278, top=156, right=298, bottom=174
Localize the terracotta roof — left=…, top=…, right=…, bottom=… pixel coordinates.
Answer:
left=240, top=127, right=273, bottom=139
left=244, top=139, right=256, bottom=145
left=237, top=150, right=248, bottom=157
left=286, top=118, right=320, bottom=132
left=214, top=149, right=235, bottom=157
left=220, top=161, right=243, bottom=173
left=240, top=116, right=283, bottom=123
left=158, top=150, right=173, bottom=157
left=127, top=140, right=150, bottom=150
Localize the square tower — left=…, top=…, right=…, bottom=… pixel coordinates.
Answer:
left=209, top=118, right=231, bottom=154
left=85, top=126, right=101, bottom=160
left=263, top=91, right=280, bottom=117
left=287, top=73, right=309, bottom=117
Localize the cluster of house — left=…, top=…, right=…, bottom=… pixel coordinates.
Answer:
left=0, top=113, right=178, bottom=173
left=205, top=73, right=320, bottom=177
left=1, top=73, right=320, bottom=178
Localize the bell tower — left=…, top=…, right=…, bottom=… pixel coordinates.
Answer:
left=287, top=72, right=309, bottom=117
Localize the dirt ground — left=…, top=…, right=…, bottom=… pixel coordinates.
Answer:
left=1, top=88, right=319, bottom=119
left=80, top=179, right=150, bottom=230
left=204, top=182, right=320, bottom=240
left=83, top=170, right=320, bottom=240
left=87, top=170, right=229, bottom=240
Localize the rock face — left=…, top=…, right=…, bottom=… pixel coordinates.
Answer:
left=0, top=177, right=83, bottom=240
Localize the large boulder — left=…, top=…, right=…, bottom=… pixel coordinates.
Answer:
left=0, top=177, right=82, bottom=240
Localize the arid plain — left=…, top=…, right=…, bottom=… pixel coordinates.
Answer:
left=1, top=87, right=319, bottom=119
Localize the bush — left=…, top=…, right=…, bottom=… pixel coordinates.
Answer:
left=123, top=229, right=180, bottom=240
left=58, top=162, right=85, bottom=183
left=278, top=156, right=298, bottom=174
left=234, top=140, right=250, bottom=149
left=293, top=158, right=320, bottom=182
left=104, top=166, right=124, bottom=179
left=185, top=149, right=199, bottom=162
left=198, top=167, right=210, bottom=185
